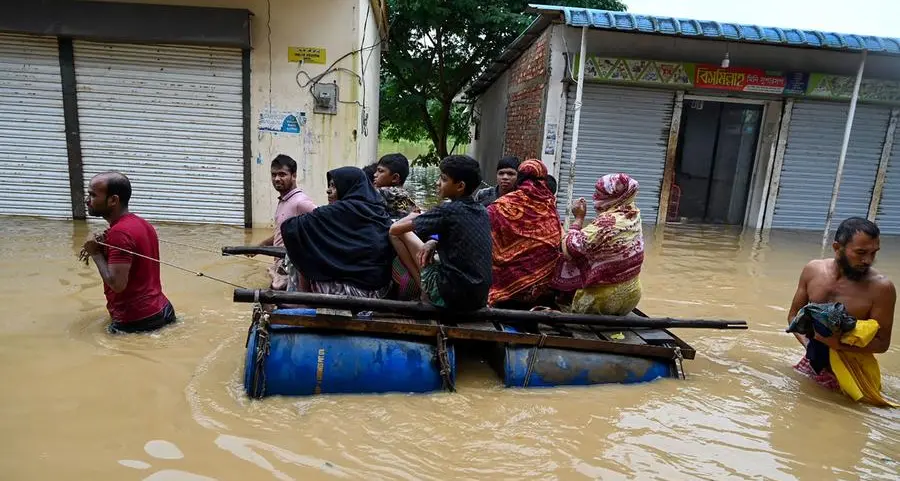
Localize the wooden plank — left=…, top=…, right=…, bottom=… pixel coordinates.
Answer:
left=537, top=323, right=561, bottom=336
left=635, top=329, right=676, bottom=345
left=657, top=90, right=685, bottom=225
left=762, top=99, right=794, bottom=229
left=563, top=324, right=601, bottom=340
left=266, top=314, right=680, bottom=360
left=868, top=108, right=899, bottom=220
left=595, top=329, right=646, bottom=345
left=455, top=321, right=498, bottom=331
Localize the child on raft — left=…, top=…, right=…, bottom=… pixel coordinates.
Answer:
left=373, top=153, right=420, bottom=220
left=373, top=153, right=422, bottom=300
left=390, top=155, right=493, bottom=311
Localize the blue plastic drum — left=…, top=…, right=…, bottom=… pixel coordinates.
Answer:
left=501, top=325, right=673, bottom=387
left=244, top=309, right=456, bottom=397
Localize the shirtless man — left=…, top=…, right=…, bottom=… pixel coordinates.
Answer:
left=788, top=217, right=896, bottom=387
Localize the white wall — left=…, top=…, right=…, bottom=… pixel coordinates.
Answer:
left=99, top=0, right=381, bottom=226
left=541, top=24, right=568, bottom=177
left=470, top=70, right=510, bottom=180
left=357, top=0, right=381, bottom=167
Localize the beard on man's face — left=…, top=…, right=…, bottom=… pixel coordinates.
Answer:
left=838, top=250, right=870, bottom=281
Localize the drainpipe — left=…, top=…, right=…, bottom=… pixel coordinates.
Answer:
left=563, top=25, right=589, bottom=230
left=821, top=49, right=867, bottom=254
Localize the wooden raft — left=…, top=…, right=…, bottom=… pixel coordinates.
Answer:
left=264, top=312, right=697, bottom=361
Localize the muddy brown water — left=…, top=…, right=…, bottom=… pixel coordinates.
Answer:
left=0, top=216, right=898, bottom=480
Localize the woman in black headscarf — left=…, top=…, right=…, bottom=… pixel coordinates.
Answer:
left=280, top=166, right=393, bottom=298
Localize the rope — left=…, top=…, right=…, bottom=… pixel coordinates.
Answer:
left=436, top=325, right=455, bottom=392
left=249, top=309, right=271, bottom=399
left=246, top=303, right=263, bottom=348
left=523, top=333, right=547, bottom=388
left=159, top=239, right=272, bottom=265
left=95, top=241, right=247, bottom=289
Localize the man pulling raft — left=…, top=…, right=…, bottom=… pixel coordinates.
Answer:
left=81, top=172, right=175, bottom=334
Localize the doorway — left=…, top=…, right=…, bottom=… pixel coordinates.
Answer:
left=672, top=99, right=763, bottom=225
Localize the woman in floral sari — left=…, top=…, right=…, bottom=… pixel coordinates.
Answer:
left=487, top=159, right=561, bottom=307
left=552, top=173, right=644, bottom=315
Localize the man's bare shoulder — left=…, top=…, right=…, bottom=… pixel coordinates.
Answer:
left=867, top=268, right=896, bottom=293
left=801, top=259, right=832, bottom=277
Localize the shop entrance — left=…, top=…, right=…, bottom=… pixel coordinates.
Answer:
left=672, top=99, right=763, bottom=225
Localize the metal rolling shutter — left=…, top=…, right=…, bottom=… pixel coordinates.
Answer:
left=771, top=101, right=890, bottom=230
left=557, top=84, right=674, bottom=223
left=0, top=34, right=72, bottom=218
left=875, top=127, right=900, bottom=234
left=74, top=41, right=244, bottom=225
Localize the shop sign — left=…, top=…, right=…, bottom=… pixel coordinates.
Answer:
left=694, top=64, right=786, bottom=94
left=805, top=74, right=900, bottom=103
left=574, top=56, right=693, bottom=87
left=573, top=55, right=900, bottom=104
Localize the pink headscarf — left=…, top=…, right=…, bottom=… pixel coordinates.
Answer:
left=552, top=173, right=644, bottom=291
left=593, top=173, right=639, bottom=212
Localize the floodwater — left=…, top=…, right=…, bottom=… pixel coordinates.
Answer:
left=0, top=216, right=898, bottom=481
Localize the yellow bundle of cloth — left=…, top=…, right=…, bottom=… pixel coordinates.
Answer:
left=829, top=319, right=897, bottom=408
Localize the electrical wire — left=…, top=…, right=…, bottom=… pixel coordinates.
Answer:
left=294, top=5, right=389, bottom=134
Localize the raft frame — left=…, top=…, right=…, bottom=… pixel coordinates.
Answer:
left=261, top=311, right=696, bottom=361
left=243, top=302, right=697, bottom=397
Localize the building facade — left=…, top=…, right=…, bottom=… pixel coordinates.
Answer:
left=468, top=5, right=900, bottom=233
left=0, top=0, right=387, bottom=227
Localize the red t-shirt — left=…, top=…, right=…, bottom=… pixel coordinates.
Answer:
left=104, top=213, right=168, bottom=322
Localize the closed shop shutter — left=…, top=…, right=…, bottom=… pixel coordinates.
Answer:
left=771, top=101, right=890, bottom=230
left=0, top=34, right=72, bottom=218
left=557, top=84, right=674, bottom=223
left=875, top=127, right=900, bottom=234
left=74, top=41, right=245, bottom=225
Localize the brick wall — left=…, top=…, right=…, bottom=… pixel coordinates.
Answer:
left=503, top=28, right=551, bottom=161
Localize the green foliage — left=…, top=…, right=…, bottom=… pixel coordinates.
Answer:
left=380, top=0, right=626, bottom=165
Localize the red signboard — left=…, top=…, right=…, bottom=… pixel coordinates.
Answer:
left=694, top=64, right=786, bottom=94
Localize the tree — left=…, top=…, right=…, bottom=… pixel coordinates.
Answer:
left=380, top=0, right=627, bottom=164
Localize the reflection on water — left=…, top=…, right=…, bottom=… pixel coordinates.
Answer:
left=0, top=216, right=898, bottom=480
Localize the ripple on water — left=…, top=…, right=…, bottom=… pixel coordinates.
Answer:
left=3, top=216, right=900, bottom=480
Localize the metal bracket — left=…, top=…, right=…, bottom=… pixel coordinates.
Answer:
left=673, top=345, right=686, bottom=380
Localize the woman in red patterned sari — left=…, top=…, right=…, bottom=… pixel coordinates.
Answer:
left=487, top=159, right=562, bottom=307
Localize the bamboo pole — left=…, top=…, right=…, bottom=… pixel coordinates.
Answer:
left=821, top=50, right=867, bottom=254
left=233, top=289, right=748, bottom=330
left=563, top=25, right=589, bottom=230
left=222, top=246, right=286, bottom=258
